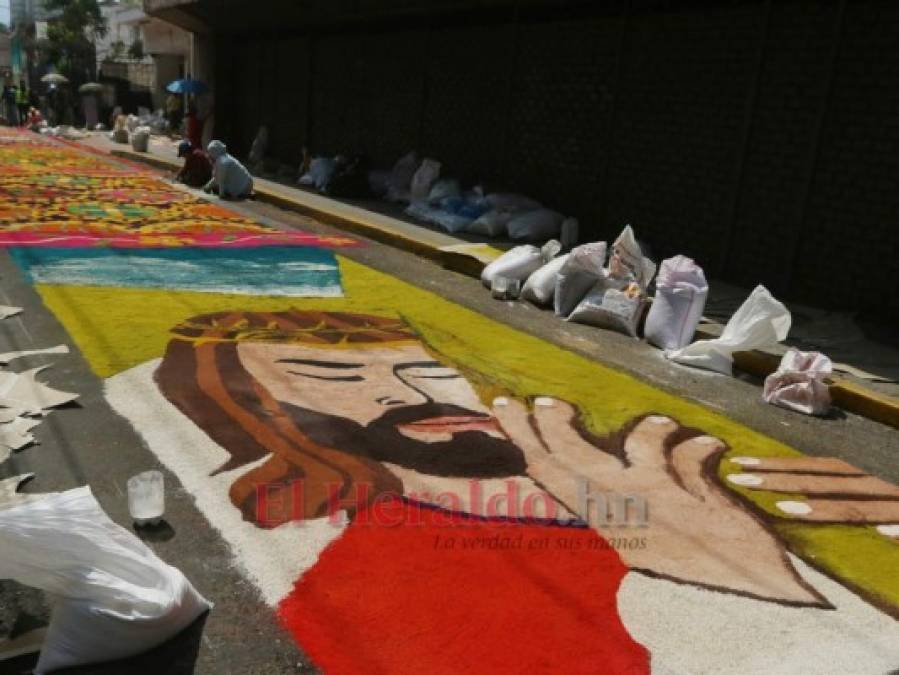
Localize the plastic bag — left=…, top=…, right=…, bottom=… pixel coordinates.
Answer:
left=554, top=242, right=607, bottom=317
left=666, top=285, right=791, bottom=375
left=568, top=275, right=647, bottom=337
left=522, top=254, right=568, bottom=306
left=645, top=255, right=709, bottom=350
left=428, top=178, right=462, bottom=203
left=485, top=193, right=542, bottom=212
left=481, top=245, right=544, bottom=288
left=507, top=209, right=564, bottom=242
left=405, top=202, right=473, bottom=233
left=763, top=349, right=832, bottom=416
left=409, top=159, right=441, bottom=202
left=609, top=225, right=657, bottom=287
left=299, top=157, right=338, bottom=192
left=0, top=486, right=211, bottom=674
left=386, top=151, right=420, bottom=202
left=467, top=209, right=515, bottom=238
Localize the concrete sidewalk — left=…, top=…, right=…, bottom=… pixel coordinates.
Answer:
left=80, top=133, right=899, bottom=430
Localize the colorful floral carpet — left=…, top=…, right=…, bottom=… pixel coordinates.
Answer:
left=0, top=128, right=356, bottom=249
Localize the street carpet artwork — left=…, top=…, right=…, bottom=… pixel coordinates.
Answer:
left=35, top=262, right=899, bottom=675
left=2, top=129, right=898, bottom=674
left=0, top=128, right=357, bottom=249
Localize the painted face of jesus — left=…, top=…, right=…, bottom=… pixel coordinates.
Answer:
left=237, top=341, right=526, bottom=478
left=238, top=342, right=486, bottom=427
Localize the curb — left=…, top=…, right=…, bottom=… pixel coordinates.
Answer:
left=109, top=148, right=478, bottom=276
left=110, top=147, right=899, bottom=430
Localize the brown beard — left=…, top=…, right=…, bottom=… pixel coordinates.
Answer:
left=282, top=402, right=527, bottom=478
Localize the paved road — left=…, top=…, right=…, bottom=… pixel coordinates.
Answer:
left=1, top=132, right=897, bottom=675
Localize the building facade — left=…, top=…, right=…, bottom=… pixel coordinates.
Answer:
left=99, top=1, right=192, bottom=110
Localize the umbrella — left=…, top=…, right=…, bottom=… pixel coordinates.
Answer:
left=166, top=77, right=208, bottom=95
left=41, top=73, right=69, bottom=85
left=78, top=82, right=104, bottom=94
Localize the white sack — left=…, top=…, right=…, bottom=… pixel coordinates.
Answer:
left=507, top=209, right=564, bottom=242
left=428, top=178, right=461, bottom=203
left=666, top=285, right=791, bottom=375
left=610, top=225, right=657, bottom=287
left=0, top=487, right=211, bottom=674
left=467, top=209, right=515, bottom=238
left=763, top=349, right=832, bottom=416
left=481, top=245, right=544, bottom=288
left=645, top=255, right=709, bottom=350
left=568, top=276, right=647, bottom=337
left=386, top=151, right=420, bottom=202
left=521, top=254, right=569, bottom=306
left=409, top=158, right=441, bottom=202
left=554, top=242, right=607, bottom=317
left=130, top=127, right=150, bottom=153
left=485, top=193, right=542, bottom=212
left=404, top=202, right=473, bottom=233
left=298, top=157, right=337, bottom=191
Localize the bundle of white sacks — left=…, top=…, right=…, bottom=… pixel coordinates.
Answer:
left=482, top=225, right=807, bottom=396
left=483, top=224, right=712, bottom=350
left=382, top=152, right=579, bottom=244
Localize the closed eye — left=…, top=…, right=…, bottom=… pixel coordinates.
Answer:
left=411, top=374, right=462, bottom=380
left=287, top=371, right=364, bottom=382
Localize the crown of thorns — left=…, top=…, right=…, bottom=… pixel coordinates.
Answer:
left=170, top=313, right=420, bottom=348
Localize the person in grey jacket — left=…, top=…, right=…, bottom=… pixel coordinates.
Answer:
left=204, top=140, right=253, bottom=199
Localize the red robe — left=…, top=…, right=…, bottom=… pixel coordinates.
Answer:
left=279, top=497, right=649, bottom=674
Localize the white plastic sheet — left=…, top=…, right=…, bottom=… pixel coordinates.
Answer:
left=0, top=487, right=211, bottom=674
left=0, top=345, right=69, bottom=365
left=0, top=416, right=40, bottom=464
left=521, top=254, right=569, bottom=306
left=763, top=349, right=832, bottom=416
left=645, top=255, right=709, bottom=350
left=481, top=245, right=544, bottom=288
left=666, top=285, right=791, bottom=375
left=554, top=242, right=607, bottom=317
left=0, top=366, right=78, bottom=414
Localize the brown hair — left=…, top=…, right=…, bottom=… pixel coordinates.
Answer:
left=156, top=310, right=410, bottom=528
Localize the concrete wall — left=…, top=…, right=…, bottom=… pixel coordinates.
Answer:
left=213, top=0, right=899, bottom=320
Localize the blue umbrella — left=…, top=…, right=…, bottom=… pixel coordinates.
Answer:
left=166, top=77, right=209, bottom=95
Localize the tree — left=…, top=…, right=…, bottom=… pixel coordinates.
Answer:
left=40, top=0, right=107, bottom=85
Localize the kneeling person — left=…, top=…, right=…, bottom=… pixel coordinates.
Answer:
left=175, top=141, right=212, bottom=188
left=204, top=140, right=253, bottom=200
